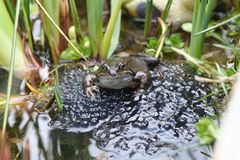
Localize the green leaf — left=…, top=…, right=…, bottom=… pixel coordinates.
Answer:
left=144, top=0, right=153, bottom=40
left=165, top=33, right=184, bottom=48
left=40, top=0, right=60, bottom=64
left=101, top=0, right=123, bottom=59
left=69, top=0, right=82, bottom=43
left=0, top=0, right=27, bottom=77
left=60, top=47, right=81, bottom=60
left=196, top=118, right=220, bottom=145
left=60, top=36, right=91, bottom=60
left=181, top=22, right=192, bottom=33
left=22, top=0, right=34, bottom=52
left=87, top=0, right=104, bottom=57
left=145, top=37, right=158, bottom=56
left=146, top=37, right=158, bottom=49
left=54, top=69, right=63, bottom=112
left=107, top=0, right=122, bottom=59
left=89, top=65, right=99, bottom=72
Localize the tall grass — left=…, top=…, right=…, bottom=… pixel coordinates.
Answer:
left=4, top=0, right=15, bottom=21
left=39, top=0, right=60, bottom=64
left=69, top=0, right=82, bottom=43
left=233, top=0, right=240, bottom=11
left=189, top=0, right=215, bottom=59
left=2, top=0, right=21, bottom=135
left=22, top=0, right=34, bottom=52
left=101, top=0, right=123, bottom=59
left=162, top=0, right=173, bottom=21
left=35, top=0, right=88, bottom=62
left=144, top=0, right=153, bottom=40
left=106, top=0, right=122, bottom=58
left=87, top=0, right=104, bottom=57
left=0, top=0, right=28, bottom=79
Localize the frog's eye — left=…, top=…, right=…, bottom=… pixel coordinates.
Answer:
left=117, top=62, right=125, bottom=70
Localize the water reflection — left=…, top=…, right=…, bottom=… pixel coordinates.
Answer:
left=3, top=107, right=212, bottom=160
left=1, top=64, right=217, bottom=160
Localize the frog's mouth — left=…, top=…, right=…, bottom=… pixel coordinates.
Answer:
left=97, top=70, right=134, bottom=79
left=95, top=71, right=136, bottom=89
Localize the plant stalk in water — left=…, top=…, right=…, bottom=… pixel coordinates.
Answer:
left=22, top=0, right=34, bottom=52
left=101, top=0, right=123, bottom=59
left=39, top=0, right=60, bottom=64
left=87, top=0, right=104, bottom=57
left=189, top=0, right=215, bottom=59
left=54, top=70, right=63, bottom=112
left=69, top=0, right=83, bottom=43
left=2, top=0, right=21, bottom=135
left=144, top=0, right=153, bottom=40
left=233, top=0, right=240, bottom=12
left=107, top=0, right=122, bottom=58
left=162, top=0, right=173, bottom=21
left=35, top=0, right=88, bottom=62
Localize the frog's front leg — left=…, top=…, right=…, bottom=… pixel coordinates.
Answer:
left=134, top=71, right=151, bottom=89
left=83, top=74, right=100, bottom=98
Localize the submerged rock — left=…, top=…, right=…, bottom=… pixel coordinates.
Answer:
left=49, top=62, right=217, bottom=159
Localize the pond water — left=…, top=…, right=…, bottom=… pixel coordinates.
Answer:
left=5, top=109, right=212, bottom=160
left=0, top=7, right=224, bottom=159
left=3, top=62, right=218, bottom=160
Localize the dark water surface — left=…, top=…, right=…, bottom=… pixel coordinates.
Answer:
left=38, top=62, right=216, bottom=160
left=2, top=62, right=219, bottom=160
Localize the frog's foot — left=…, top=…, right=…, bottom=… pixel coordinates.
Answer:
left=85, top=86, right=100, bottom=98
left=134, top=71, right=150, bottom=89
left=133, top=88, right=145, bottom=99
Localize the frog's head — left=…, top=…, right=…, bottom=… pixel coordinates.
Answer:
left=97, top=62, right=134, bottom=77
left=95, top=62, right=135, bottom=89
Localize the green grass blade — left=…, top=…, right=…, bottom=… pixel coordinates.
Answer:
left=162, top=0, right=173, bottom=20
left=22, top=0, right=34, bottom=52
left=189, top=0, right=214, bottom=59
left=0, top=0, right=27, bottom=79
left=107, top=0, right=122, bottom=58
left=194, top=13, right=240, bottom=36
left=39, top=0, right=60, bottom=64
left=69, top=0, right=82, bottom=43
left=54, top=69, right=63, bottom=112
left=87, top=0, right=104, bottom=57
left=4, top=0, right=15, bottom=21
left=87, top=0, right=96, bottom=56
left=233, top=0, right=240, bottom=11
left=95, top=0, right=104, bottom=56
left=215, top=63, right=229, bottom=97
left=101, top=0, right=123, bottom=59
left=35, top=0, right=88, bottom=62
left=2, top=0, right=21, bottom=135
left=144, top=0, right=153, bottom=40
left=155, top=18, right=168, bottom=59
left=203, top=0, right=215, bottom=28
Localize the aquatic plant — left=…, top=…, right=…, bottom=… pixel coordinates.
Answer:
left=143, top=0, right=153, bottom=40
left=0, top=1, right=37, bottom=80
left=2, top=0, right=21, bottom=135
left=189, top=0, right=215, bottom=59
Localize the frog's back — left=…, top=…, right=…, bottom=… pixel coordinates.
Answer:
left=124, top=56, right=149, bottom=73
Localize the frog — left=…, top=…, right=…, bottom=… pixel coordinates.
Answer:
left=83, top=52, right=159, bottom=98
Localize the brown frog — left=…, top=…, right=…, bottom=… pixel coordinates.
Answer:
left=83, top=53, right=159, bottom=98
